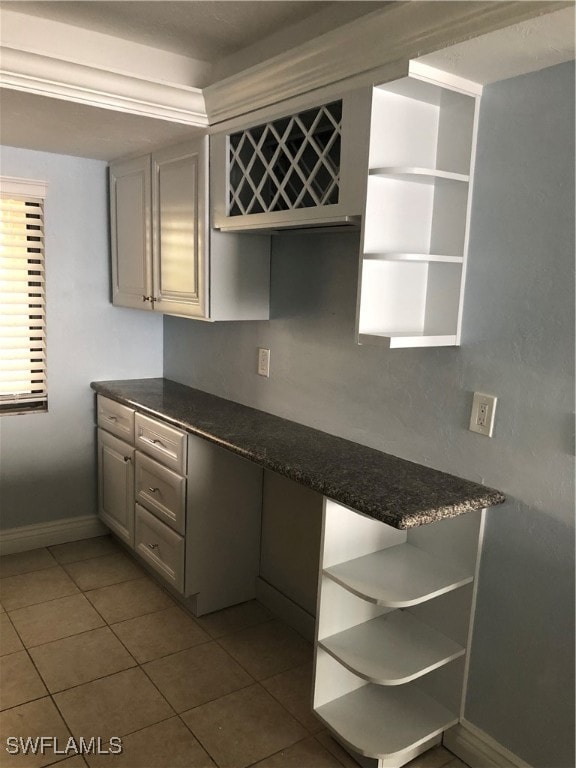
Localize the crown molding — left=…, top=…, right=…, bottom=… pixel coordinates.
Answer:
left=0, top=1, right=570, bottom=131
left=204, top=0, right=571, bottom=125
left=0, top=46, right=208, bottom=126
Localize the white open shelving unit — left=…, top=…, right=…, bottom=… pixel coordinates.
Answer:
left=356, top=63, right=481, bottom=349
left=313, top=499, right=484, bottom=768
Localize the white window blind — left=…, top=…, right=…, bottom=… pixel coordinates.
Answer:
left=0, top=177, right=47, bottom=413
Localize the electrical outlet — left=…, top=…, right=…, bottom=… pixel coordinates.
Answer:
left=469, top=392, right=497, bottom=437
left=257, top=348, right=270, bottom=378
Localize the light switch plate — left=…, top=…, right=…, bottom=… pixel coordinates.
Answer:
left=469, top=392, right=497, bottom=437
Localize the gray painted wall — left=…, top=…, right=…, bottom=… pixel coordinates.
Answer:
left=164, top=62, right=575, bottom=767
left=0, top=147, right=163, bottom=530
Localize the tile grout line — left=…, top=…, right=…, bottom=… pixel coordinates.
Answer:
left=3, top=545, right=329, bottom=768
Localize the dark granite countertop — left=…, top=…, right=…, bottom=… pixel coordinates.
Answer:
left=91, top=377, right=505, bottom=529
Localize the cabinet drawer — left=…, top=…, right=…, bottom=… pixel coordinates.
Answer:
left=135, top=452, right=185, bottom=535
left=97, top=395, right=135, bottom=443
left=135, top=504, right=184, bottom=593
left=135, top=413, right=187, bottom=473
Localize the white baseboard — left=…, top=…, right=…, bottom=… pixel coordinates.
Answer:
left=444, top=720, right=532, bottom=768
left=0, top=515, right=108, bottom=555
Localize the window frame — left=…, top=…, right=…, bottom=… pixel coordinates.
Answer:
left=0, top=176, right=48, bottom=415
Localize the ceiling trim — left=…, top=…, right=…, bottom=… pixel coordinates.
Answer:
left=204, top=0, right=571, bottom=125
left=0, top=1, right=571, bottom=132
left=0, top=46, right=208, bottom=126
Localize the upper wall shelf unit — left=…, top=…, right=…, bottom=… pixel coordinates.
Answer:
left=356, top=63, right=481, bottom=349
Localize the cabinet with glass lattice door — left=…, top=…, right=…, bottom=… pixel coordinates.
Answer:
left=211, top=88, right=372, bottom=231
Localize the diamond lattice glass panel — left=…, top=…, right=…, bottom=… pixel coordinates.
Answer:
left=228, top=101, right=342, bottom=216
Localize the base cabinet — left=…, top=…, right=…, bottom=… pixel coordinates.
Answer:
left=313, top=499, right=483, bottom=768
left=96, top=395, right=262, bottom=615
left=184, top=434, right=262, bottom=615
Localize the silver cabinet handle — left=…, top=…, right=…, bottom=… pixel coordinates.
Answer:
left=123, top=456, right=132, bottom=463
left=107, top=415, right=118, bottom=422
left=147, top=543, right=159, bottom=550
left=148, top=487, right=160, bottom=494
left=142, top=436, right=165, bottom=447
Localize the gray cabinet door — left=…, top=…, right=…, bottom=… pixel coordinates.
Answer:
left=109, top=155, right=153, bottom=310
left=97, top=428, right=135, bottom=546
left=152, top=137, right=208, bottom=319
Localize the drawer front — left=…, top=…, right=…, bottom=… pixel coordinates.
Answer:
left=135, top=413, right=187, bottom=473
left=97, top=395, right=135, bottom=443
left=135, top=452, right=185, bottom=535
left=135, top=504, right=184, bottom=593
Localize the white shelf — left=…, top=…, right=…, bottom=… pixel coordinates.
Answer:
left=318, top=610, right=465, bottom=685
left=369, top=167, right=469, bottom=184
left=315, top=683, right=458, bottom=760
left=358, top=332, right=458, bottom=349
left=324, top=543, right=473, bottom=607
left=363, top=253, right=463, bottom=264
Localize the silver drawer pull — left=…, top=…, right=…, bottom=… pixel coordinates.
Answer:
left=147, top=542, right=159, bottom=550
left=123, top=456, right=132, bottom=463
left=107, top=415, right=118, bottom=422
left=143, top=436, right=165, bottom=448
left=148, top=487, right=160, bottom=494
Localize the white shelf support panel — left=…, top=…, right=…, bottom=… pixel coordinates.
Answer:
left=355, top=65, right=480, bottom=348
left=315, top=673, right=459, bottom=767
left=369, top=167, right=469, bottom=183
left=323, top=543, right=474, bottom=607
left=358, top=332, right=458, bottom=349
left=363, top=253, right=463, bottom=264
left=319, top=610, right=465, bottom=685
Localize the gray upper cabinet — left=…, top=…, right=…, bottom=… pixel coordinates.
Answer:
left=110, top=137, right=270, bottom=321
left=210, top=88, right=372, bottom=232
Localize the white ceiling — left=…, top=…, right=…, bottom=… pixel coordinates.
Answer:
left=4, top=1, right=385, bottom=64
left=0, top=89, right=203, bottom=160
left=0, top=0, right=391, bottom=159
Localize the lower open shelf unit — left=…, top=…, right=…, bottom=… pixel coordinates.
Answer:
left=315, top=680, right=458, bottom=764
left=314, top=498, right=484, bottom=768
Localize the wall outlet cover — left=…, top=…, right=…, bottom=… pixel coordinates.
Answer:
left=258, top=348, right=270, bottom=378
left=469, top=392, right=497, bottom=437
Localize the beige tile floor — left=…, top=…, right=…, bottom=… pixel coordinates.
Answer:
left=0, top=536, right=470, bottom=768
